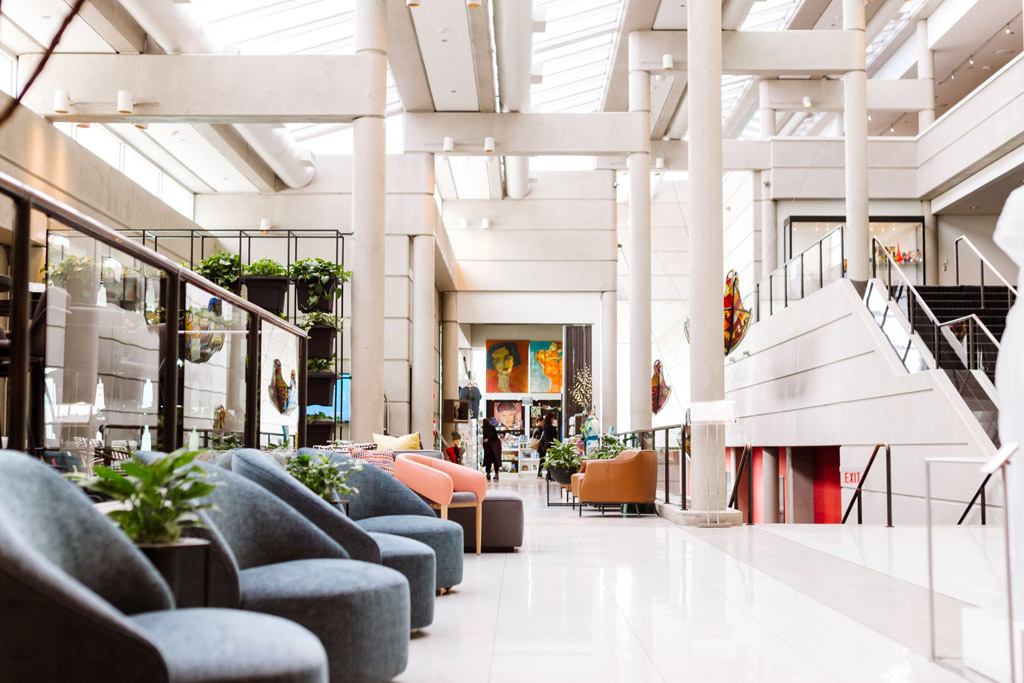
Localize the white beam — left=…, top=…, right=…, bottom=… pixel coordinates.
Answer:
left=759, top=78, right=933, bottom=113
left=22, top=54, right=380, bottom=123
left=404, top=112, right=649, bottom=155
left=629, top=30, right=862, bottom=76
left=194, top=124, right=277, bottom=193
left=76, top=0, right=147, bottom=54
left=387, top=0, right=435, bottom=112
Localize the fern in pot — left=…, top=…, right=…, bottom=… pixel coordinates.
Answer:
left=241, top=258, right=289, bottom=314
left=289, top=258, right=350, bottom=313
left=544, top=439, right=582, bottom=485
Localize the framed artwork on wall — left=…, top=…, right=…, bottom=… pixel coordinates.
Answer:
left=486, top=340, right=530, bottom=393
left=529, top=341, right=563, bottom=393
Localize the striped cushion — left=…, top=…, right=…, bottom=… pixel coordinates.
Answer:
left=354, top=449, right=396, bottom=477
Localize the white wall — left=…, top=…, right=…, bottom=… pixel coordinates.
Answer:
left=936, top=214, right=1018, bottom=286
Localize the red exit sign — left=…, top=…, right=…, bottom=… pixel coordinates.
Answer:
left=842, top=470, right=862, bottom=485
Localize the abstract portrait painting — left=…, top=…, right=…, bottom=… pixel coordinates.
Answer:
left=486, top=340, right=530, bottom=393
left=529, top=341, right=563, bottom=393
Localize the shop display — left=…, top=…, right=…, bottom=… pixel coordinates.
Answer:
left=486, top=340, right=530, bottom=393
left=529, top=341, right=563, bottom=393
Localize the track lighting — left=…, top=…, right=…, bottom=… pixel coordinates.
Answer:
left=442, top=136, right=454, bottom=152
left=259, top=218, right=271, bottom=234
left=483, top=136, right=495, bottom=153
left=1006, top=25, right=1014, bottom=35
left=53, top=90, right=70, bottom=114
left=116, top=90, right=133, bottom=115
left=134, top=122, right=149, bottom=130
left=466, top=0, right=480, bottom=7
left=867, top=112, right=872, bottom=121
left=481, top=218, right=491, bottom=230
left=662, top=54, right=674, bottom=71
left=654, top=157, right=664, bottom=176
left=801, top=95, right=813, bottom=109
left=950, top=71, right=955, bottom=80
left=889, top=124, right=895, bottom=133
left=969, top=55, right=974, bottom=66
left=406, top=0, right=420, bottom=6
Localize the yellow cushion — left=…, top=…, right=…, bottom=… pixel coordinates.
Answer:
left=372, top=432, right=421, bottom=450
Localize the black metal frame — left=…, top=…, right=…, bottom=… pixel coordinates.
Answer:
left=618, top=422, right=688, bottom=510
left=841, top=443, right=893, bottom=527
left=755, top=225, right=844, bottom=322
left=958, top=472, right=993, bottom=525
left=726, top=443, right=754, bottom=525
left=545, top=475, right=575, bottom=508
left=0, top=172, right=308, bottom=454
left=953, top=234, right=1018, bottom=311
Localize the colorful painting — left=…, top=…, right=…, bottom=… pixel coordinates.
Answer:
left=486, top=340, right=530, bottom=393
left=682, top=269, right=752, bottom=356
left=652, top=360, right=671, bottom=415
left=493, top=400, right=523, bottom=431
left=529, top=341, right=563, bottom=393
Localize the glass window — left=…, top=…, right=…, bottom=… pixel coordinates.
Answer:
left=75, top=125, right=122, bottom=169
left=160, top=176, right=194, bottom=219
left=0, top=51, right=15, bottom=95
left=123, top=147, right=161, bottom=197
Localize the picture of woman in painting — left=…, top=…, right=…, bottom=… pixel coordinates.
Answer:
left=486, top=341, right=528, bottom=393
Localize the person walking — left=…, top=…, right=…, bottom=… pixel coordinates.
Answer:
left=481, top=417, right=502, bottom=481
left=536, top=410, right=558, bottom=478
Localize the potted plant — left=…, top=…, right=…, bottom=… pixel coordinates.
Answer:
left=589, top=434, right=626, bottom=461
left=70, top=451, right=218, bottom=599
left=289, top=258, right=350, bottom=313
left=305, top=411, right=336, bottom=445
left=48, top=255, right=99, bottom=304
left=285, top=452, right=362, bottom=511
left=544, top=438, right=582, bottom=486
left=307, top=355, right=337, bottom=404
left=299, top=312, right=344, bottom=359
left=195, top=251, right=243, bottom=294
left=241, top=258, right=289, bottom=314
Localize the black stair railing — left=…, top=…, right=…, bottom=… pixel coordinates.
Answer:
left=726, top=443, right=754, bottom=525
left=841, top=443, right=893, bottom=527
left=954, top=235, right=1018, bottom=310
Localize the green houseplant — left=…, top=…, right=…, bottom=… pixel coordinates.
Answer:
left=241, top=258, right=289, bottom=314
left=195, top=251, right=243, bottom=293
left=307, top=355, right=337, bottom=404
left=589, top=434, right=626, bottom=460
left=305, top=411, right=337, bottom=445
left=48, top=255, right=100, bottom=304
left=289, top=258, right=350, bottom=313
left=544, top=439, right=582, bottom=485
left=286, top=453, right=362, bottom=502
left=299, top=312, right=344, bottom=360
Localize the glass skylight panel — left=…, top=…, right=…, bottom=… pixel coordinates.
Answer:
left=866, top=0, right=925, bottom=67
left=721, top=75, right=753, bottom=123
left=191, top=0, right=356, bottom=55
left=794, top=112, right=826, bottom=136
left=740, top=0, right=800, bottom=31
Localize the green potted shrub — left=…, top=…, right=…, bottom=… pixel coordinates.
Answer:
left=285, top=452, right=362, bottom=510
left=289, top=258, right=350, bottom=313
left=307, top=355, right=337, bottom=404
left=544, top=438, right=582, bottom=486
left=305, top=410, right=336, bottom=445
left=195, top=251, right=243, bottom=294
left=48, top=255, right=99, bottom=304
left=70, top=451, right=218, bottom=597
left=241, top=258, right=289, bottom=314
left=589, top=434, right=626, bottom=460
left=299, top=312, right=344, bottom=359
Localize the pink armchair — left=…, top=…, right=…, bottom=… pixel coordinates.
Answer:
left=395, top=453, right=488, bottom=555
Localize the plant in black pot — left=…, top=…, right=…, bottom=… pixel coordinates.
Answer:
left=48, top=255, right=100, bottom=305
left=195, top=251, right=243, bottom=294
left=307, top=355, right=338, bottom=405
left=544, top=438, right=582, bottom=486
left=305, top=411, right=336, bottom=445
left=69, top=451, right=218, bottom=600
left=299, top=312, right=344, bottom=360
left=241, top=258, right=289, bottom=314
left=286, top=452, right=362, bottom=510
left=289, top=258, right=350, bottom=313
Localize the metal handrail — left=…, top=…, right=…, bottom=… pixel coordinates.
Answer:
left=755, top=225, right=844, bottom=321
left=938, top=313, right=1001, bottom=374
left=954, top=235, right=1018, bottom=309
left=617, top=423, right=688, bottom=509
left=938, top=313, right=1001, bottom=348
left=841, top=443, right=893, bottom=527
left=726, top=443, right=754, bottom=525
left=958, top=472, right=994, bottom=525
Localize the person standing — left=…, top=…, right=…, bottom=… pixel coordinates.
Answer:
left=481, top=417, right=502, bottom=481
left=536, top=410, right=558, bottom=478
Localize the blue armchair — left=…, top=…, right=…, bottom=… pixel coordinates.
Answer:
left=0, top=451, right=328, bottom=683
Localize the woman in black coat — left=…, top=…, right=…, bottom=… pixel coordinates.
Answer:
left=536, top=410, right=558, bottom=478
left=481, top=417, right=503, bottom=481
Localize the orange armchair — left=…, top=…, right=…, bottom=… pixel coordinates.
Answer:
left=395, top=453, right=488, bottom=555
left=571, top=450, right=658, bottom=516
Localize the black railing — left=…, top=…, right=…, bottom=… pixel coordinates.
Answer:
left=755, top=225, right=844, bottom=321
left=726, top=443, right=754, bottom=525
left=954, top=234, right=1018, bottom=310
left=958, top=472, right=995, bottom=525
left=841, top=443, right=893, bottom=527
left=618, top=423, right=688, bottom=508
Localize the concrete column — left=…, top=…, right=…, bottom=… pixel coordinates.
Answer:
left=762, top=447, right=780, bottom=523
left=600, top=290, right=617, bottom=432
left=757, top=98, right=778, bottom=277
left=687, top=0, right=729, bottom=518
left=440, top=292, right=459, bottom=443
left=350, top=0, right=387, bottom=438
left=843, top=0, right=870, bottom=282
left=411, top=234, right=436, bottom=446
left=628, top=63, right=652, bottom=432
left=917, top=20, right=936, bottom=130
left=922, top=201, right=939, bottom=285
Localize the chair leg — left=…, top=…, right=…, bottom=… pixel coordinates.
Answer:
left=475, top=502, right=482, bottom=556
left=440, top=505, right=449, bottom=520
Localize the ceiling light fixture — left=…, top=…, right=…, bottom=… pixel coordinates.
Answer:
left=134, top=122, right=149, bottom=130
left=801, top=95, right=813, bottom=109
left=442, top=136, right=454, bottom=152
left=76, top=122, right=90, bottom=129
left=662, top=54, right=674, bottom=70
left=969, top=205, right=978, bottom=210
left=259, top=218, right=271, bottom=234
left=867, top=112, right=872, bottom=121
left=654, top=157, right=664, bottom=175
left=116, top=90, right=133, bottom=115
left=483, top=136, right=495, bottom=153
left=969, top=55, right=974, bottom=66
left=1006, top=24, right=1014, bottom=35
left=53, top=90, right=70, bottom=114
left=889, top=124, right=895, bottom=133
left=480, top=218, right=491, bottom=229
left=950, top=71, right=955, bottom=80
left=466, top=0, right=480, bottom=7
left=654, top=73, right=664, bottom=82
left=406, top=0, right=420, bottom=6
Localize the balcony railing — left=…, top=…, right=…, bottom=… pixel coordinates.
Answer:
left=755, top=225, right=844, bottom=321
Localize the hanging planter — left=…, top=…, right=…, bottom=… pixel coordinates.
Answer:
left=241, top=259, right=290, bottom=314
left=299, top=312, right=343, bottom=360
left=307, top=371, right=337, bottom=405
left=289, top=258, right=350, bottom=313
left=195, top=251, right=243, bottom=295
left=306, top=418, right=336, bottom=445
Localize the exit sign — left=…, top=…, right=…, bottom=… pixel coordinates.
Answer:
left=840, top=467, right=863, bottom=486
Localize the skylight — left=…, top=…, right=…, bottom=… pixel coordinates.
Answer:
left=190, top=0, right=357, bottom=55
left=740, top=0, right=800, bottom=32
left=531, top=0, right=625, bottom=113
left=866, top=0, right=926, bottom=67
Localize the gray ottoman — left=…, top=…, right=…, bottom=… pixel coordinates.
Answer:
left=448, top=490, right=524, bottom=552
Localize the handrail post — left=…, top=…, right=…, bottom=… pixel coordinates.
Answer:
left=769, top=276, right=774, bottom=316
left=819, top=239, right=824, bottom=289
left=954, top=240, right=960, bottom=285
left=980, top=261, right=986, bottom=310
left=981, top=482, right=987, bottom=526
left=968, top=318, right=976, bottom=370
left=663, top=428, right=670, bottom=505
left=784, top=263, right=789, bottom=308
left=680, top=426, right=687, bottom=510
left=884, top=444, right=892, bottom=528
left=800, top=252, right=805, bottom=299
left=746, top=446, right=753, bottom=525
left=887, top=258, right=892, bottom=299
left=756, top=282, right=761, bottom=322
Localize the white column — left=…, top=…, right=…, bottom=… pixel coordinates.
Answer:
left=628, top=65, right=652, bottom=432
left=762, top=447, right=780, bottom=523
left=687, top=0, right=729, bottom=516
left=601, top=290, right=618, bottom=432
left=411, top=234, right=435, bottom=445
left=922, top=201, right=939, bottom=285
left=757, top=97, right=778, bottom=278
left=440, top=292, right=459, bottom=441
left=350, top=0, right=387, bottom=438
left=917, top=20, right=936, bottom=130
left=843, top=0, right=870, bottom=281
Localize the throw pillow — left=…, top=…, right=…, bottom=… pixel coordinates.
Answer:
left=372, top=432, right=421, bottom=450
left=354, top=449, right=397, bottom=477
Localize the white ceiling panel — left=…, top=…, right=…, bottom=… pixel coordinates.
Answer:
left=142, top=123, right=258, bottom=194
left=2, top=0, right=114, bottom=53
left=191, top=0, right=356, bottom=55
left=409, top=1, right=480, bottom=111
left=448, top=156, right=495, bottom=200
left=653, top=0, right=687, bottom=30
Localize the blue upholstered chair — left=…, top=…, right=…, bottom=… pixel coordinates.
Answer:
left=231, top=449, right=436, bottom=630
left=0, top=451, right=328, bottom=683
left=298, top=448, right=464, bottom=591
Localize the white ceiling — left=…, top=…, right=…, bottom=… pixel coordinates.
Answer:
left=409, top=0, right=481, bottom=112
left=1, top=0, right=114, bottom=54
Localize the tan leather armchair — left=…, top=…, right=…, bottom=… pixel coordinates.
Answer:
left=571, top=450, right=658, bottom=515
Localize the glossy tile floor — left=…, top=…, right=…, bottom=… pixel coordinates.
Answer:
left=402, top=477, right=988, bottom=682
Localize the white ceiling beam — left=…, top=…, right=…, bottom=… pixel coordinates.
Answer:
left=601, top=0, right=662, bottom=112
left=194, top=124, right=277, bottom=193
left=404, top=112, right=649, bottom=155
left=22, top=54, right=380, bottom=123
left=651, top=73, right=687, bottom=139
left=629, top=30, right=862, bottom=76
left=721, top=0, right=758, bottom=31
left=73, top=0, right=147, bottom=54
left=468, top=0, right=496, bottom=113
left=760, top=78, right=935, bottom=113
left=387, top=0, right=435, bottom=112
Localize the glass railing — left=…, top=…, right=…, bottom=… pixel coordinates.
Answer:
left=619, top=423, right=688, bottom=509
left=756, top=225, right=844, bottom=321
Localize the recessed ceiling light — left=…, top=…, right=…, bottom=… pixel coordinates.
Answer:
left=969, top=205, right=978, bottom=210
left=997, top=49, right=1015, bottom=55
left=982, top=65, right=992, bottom=70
